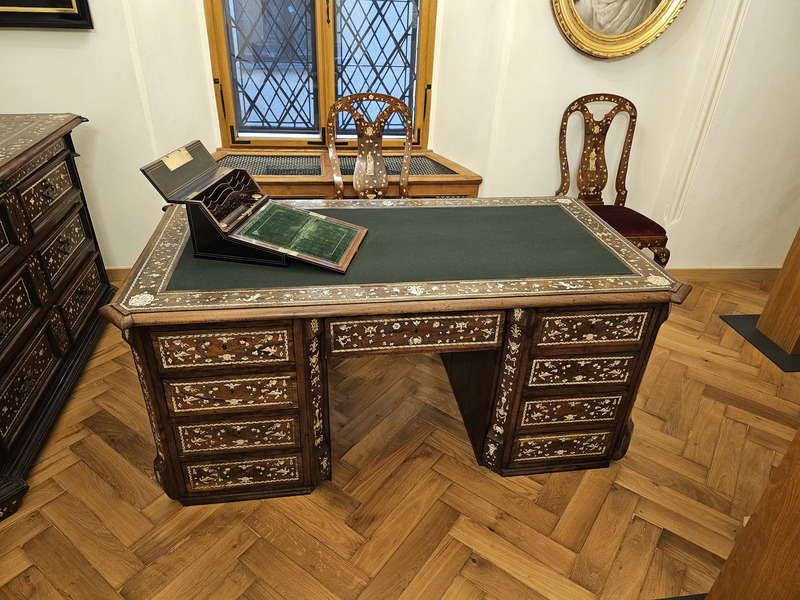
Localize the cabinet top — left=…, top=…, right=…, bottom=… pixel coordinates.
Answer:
left=0, top=113, right=84, bottom=178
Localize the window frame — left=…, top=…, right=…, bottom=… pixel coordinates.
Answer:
left=203, top=0, right=438, bottom=150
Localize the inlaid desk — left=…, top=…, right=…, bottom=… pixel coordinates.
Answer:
left=101, top=197, right=689, bottom=505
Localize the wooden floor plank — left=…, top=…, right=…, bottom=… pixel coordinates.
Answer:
left=0, top=273, right=793, bottom=600
left=451, top=516, right=596, bottom=600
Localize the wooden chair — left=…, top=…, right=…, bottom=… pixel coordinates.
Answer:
left=556, top=93, right=670, bottom=266
left=326, top=93, right=413, bottom=199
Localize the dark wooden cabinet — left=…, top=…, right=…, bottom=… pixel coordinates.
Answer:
left=0, top=113, right=115, bottom=520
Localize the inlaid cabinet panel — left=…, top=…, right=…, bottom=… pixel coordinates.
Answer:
left=19, top=157, right=77, bottom=229
left=327, top=311, right=504, bottom=355
left=182, top=453, right=304, bottom=493
left=0, top=327, right=59, bottom=443
left=153, top=326, right=293, bottom=371
left=164, top=373, right=298, bottom=415
left=174, top=415, right=300, bottom=456
left=59, top=256, right=104, bottom=336
left=39, top=207, right=90, bottom=287
left=0, top=263, right=41, bottom=352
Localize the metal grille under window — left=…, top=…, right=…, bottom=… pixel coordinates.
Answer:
left=218, top=154, right=322, bottom=176
left=334, top=0, right=419, bottom=135
left=223, top=0, right=319, bottom=134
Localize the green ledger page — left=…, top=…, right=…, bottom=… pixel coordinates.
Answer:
left=236, top=203, right=359, bottom=264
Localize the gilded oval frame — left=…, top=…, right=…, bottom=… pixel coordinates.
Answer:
left=551, top=0, right=687, bottom=59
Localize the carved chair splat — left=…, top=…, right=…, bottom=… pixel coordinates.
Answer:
left=557, top=93, right=670, bottom=266
left=326, top=93, right=413, bottom=200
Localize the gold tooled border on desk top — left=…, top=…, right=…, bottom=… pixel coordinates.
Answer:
left=118, top=197, right=679, bottom=313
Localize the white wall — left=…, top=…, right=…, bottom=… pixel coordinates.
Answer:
left=1, top=0, right=797, bottom=268
left=0, top=0, right=220, bottom=268
left=431, top=0, right=800, bottom=268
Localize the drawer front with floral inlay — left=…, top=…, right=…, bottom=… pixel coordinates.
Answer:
left=1, top=139, right=66, bottom=193
left=519, top=393, right=624, bottom=429
left=510, top=431, right=613, bottom=464
left=0, top=208, right=11, bottom=257
left=0, top=268, right=39, bottom=350
left=183, top=454, right=302, bottom=492
left=527, top=355, right=636, bottom=388
left=175, top=416, right=300, bottom=455
left=155, top=327, right=292, bottom=370
left=0, top=331, right=58, bottom=440
left=20, top=159, right=75, bottom=225
left=327, top=312, right=504, bottom=354
left=164, top=374, right=298, bottom=415
left=60, top=259, right=102, bottom=335
left=536, top=311, right=650, bottom=347
left=40, top=211, right=88, bottom=285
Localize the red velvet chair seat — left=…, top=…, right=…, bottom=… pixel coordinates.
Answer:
left=588, top=204, right=666, bottom=238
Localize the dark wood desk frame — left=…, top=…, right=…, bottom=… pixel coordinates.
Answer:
left=102, top=197, right=688, bottom=505
left=212, top=149, right=482, bottom=199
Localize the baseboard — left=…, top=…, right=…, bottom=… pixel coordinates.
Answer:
left=106, top=267, right=131, bottom=284
left=667, top=268, right=779, bottom=281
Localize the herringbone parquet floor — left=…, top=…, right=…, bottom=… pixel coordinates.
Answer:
left=1, top=270, right=797, bottom=599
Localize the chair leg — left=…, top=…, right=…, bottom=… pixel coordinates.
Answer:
left=652, top=245, right=670, bottom=267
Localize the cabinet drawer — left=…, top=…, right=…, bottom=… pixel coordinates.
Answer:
left=175, top=415, right=300, bottom=455
left=19, top=157, right=76, bottom=227
left=164, top=373, right=298, bottom=415
left=527, top=354, right=637, bottom=388
left=60, top=258, right=103, bottom=336
left=183, top=453, right=303, bottom=492
left=0, top=329, right=58, bottom=440
left=327, top=311, right=504, bottom=354
left=510, top=430, right=614, bottom=465
left=39, top=209, right=90, bottom=286
left=519, top=393, right=624, bottom=430
left=0, top=264, right=41, bottom=351
left=154, top=326, right=293, bottom=370
left=535, top=310, right=651, bottom=347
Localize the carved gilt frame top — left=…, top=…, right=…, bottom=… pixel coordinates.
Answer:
left=104, top=197, right=686, bottom=328
left=551, top=0, right=687, bottom=59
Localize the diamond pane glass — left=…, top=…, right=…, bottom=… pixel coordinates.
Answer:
left=224, top=0, right=319, bottom=134
left=334, top=0, right=419, bottom=134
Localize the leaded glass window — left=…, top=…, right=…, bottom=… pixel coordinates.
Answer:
left=208, top=0, right=435, bottom=145
left=334, top=0, right=419, bottom=134
left=224, top=0, right=319, bottom=134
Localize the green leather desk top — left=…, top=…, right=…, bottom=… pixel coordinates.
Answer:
left=169, top=204, right=631, bottom=291
left=110, top=197, right=681, bottom=317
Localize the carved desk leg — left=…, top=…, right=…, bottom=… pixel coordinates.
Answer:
left=482, top=308, right=533, bottom=472
left=302, top=318, right=331, bottom=483
left=125, top=329, right=181, bottom=499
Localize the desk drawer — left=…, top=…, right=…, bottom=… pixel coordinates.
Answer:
left=154, top=326, right=293, bottom=371
left=527, top=354, right=637, bottom=388
left=534, top=310, right=651, bottom=348
left=164, top=373, right=298, bottom=415
left=183, top=453, right=303, bottom=492
left=327, top=311, right=504, bottom=355
left=175, top=415, right=300, bottom=456
left=518, top=393, right=624, bottom=430
left=509, top=430, right=614, bottom=466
